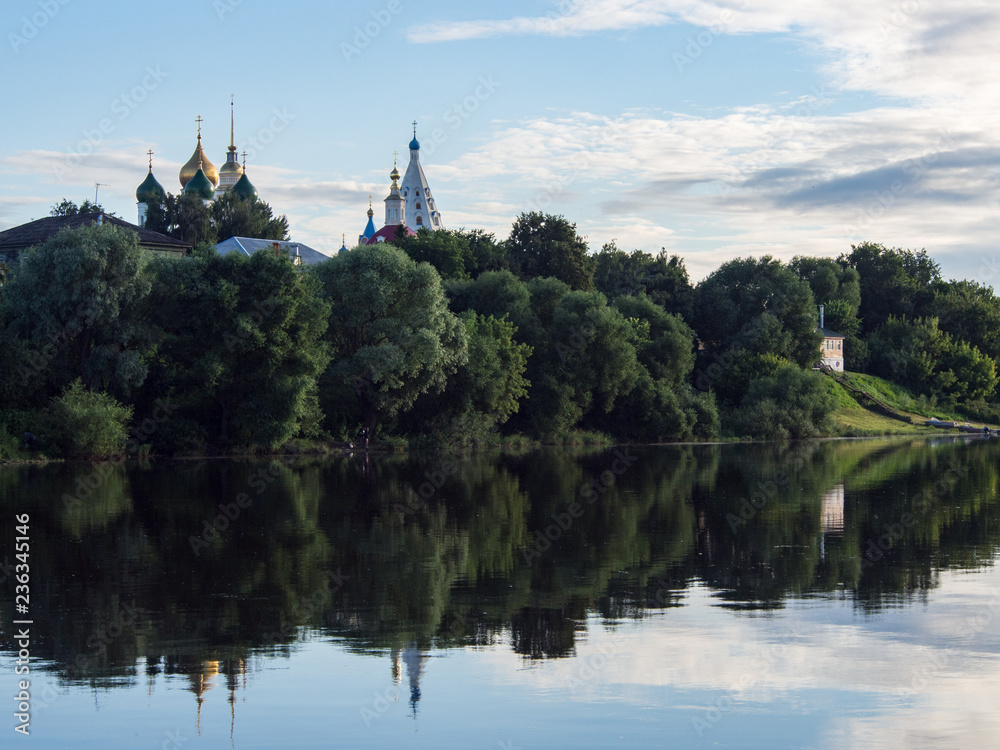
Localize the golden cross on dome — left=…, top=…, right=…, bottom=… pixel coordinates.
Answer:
left=241, top=150, right=247, bottom=169
left=147, top=149, right=154, bottom=170
left=195, top=114, right=204, bottom=138
left=393, top=150, right=398, bottom=167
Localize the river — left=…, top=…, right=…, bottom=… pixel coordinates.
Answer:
left=1, top=437, right=998, bottom=748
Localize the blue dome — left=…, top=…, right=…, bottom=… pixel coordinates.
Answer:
left=409, top=137, right=420, bottom=150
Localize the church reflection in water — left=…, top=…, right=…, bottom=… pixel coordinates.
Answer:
left=3, top=436, right=1000, bottom=735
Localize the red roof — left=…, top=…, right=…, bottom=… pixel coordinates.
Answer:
left=364, top=224, right=416, bottom=245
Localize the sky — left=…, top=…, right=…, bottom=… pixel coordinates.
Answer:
left=2, top=0, right=1000, bottom=283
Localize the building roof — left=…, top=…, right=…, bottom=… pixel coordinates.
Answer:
left=136, top=169, right=166, bottom=203
left=365, top=224, right=416, bottom=245
left=0, top=213, right=191, bottom=254
left=818, top=327, right=844, bottom=338
left=184, top=167, right=215, bottom=200
left=231, top=171, right=257, bottom=200
left=215, top=237, right=331, bottom=265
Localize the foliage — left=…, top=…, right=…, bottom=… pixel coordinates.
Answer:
left=727, top=365, right=837, bottom=440
left=43, top=379, right=132, bottom=458
left=505, top=212, right=594, bottom=290
left=50, top=199, right=109, bottom=216
left=611, top=294, right=695, bottom=388
left=0, top=224, right=154, bottom=406
left=402, top=312, right=532, bottom=443
left=212, top=191, right=290, bottom=243
left=693, top=256, right=821, bottom=368
left=595, top=243, right=694, bottom=321
left=924, top=280, right=1000, bottom=365
left=312, top=244, right=467, bottom=437
left=142, top=251, right=331, bottom=450
left=838, top=242, right=940, bottom=335
left=790, top=256, right=861, bottom=336
left=866, top=316, right=998, bottom=402
left=393, top=227, right=506, bottom=280
left=144, top=193, right=217, bottom=246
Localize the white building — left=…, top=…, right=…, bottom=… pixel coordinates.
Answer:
left=399, top=125, right=444, bottom=233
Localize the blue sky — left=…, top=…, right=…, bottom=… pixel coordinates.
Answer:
left=3, top=0, right=999, bottom=282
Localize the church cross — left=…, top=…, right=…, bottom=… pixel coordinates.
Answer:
left=195, top=114, right=204, bottom=138
left=147, top=149, right=154, bottom=170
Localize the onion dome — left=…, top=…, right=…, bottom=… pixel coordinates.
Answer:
left=179, top=117, right=219, bottom=188
left=410, top=121, right=420, bottom=150
left=218, top=155, right=242, bottom=184
left=184, top=167, right=215, bottom=201
left=231, top=171, right=257, bottom=200
left=136, top=168, right=165, bottom=204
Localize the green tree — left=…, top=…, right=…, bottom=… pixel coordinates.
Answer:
left=524, top=291, right=643, bottom=436
left=839, top=242, right=940, bottom=335
left=0, top=224, right=153, bottom=405
left=505, top=212, right=594, bottom=290
left=402, top=312, right=532, bottom=443
left=728, top=365, right=837, bottom=440
left=595, top=243, right=694, bottom=320
left=693, top=256, right=821, bottom=369
left=142, top=250, right=331, bottom=449
left=50, top=199, right=108, bottom=216
left=144, top=193, right=217, bottom=246
left=43, top=379, right=132, bottom=458
left=868, top=316, right=998, bottom=402
left=394, top=227, right=475, bottom=280
left=790, top=256, right=861, bottom=336
left=312, top=244, right=467, bottom=437
left=925, top=280, right=1000, bottom=365
left=212, top=191, right=290, bottom=243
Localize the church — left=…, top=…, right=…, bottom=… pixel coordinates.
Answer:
left=135, top=102, right=258, bottom=228
left=356, top=124, right=445, bottom=249
left=133, top=108, right=444, bottom=256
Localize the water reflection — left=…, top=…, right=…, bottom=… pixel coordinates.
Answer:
left=1, top=437, right=999, bottom=742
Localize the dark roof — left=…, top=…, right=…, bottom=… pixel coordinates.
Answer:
left=818, top=327, right=844, bottom=338
left=0, top=213, right=191, bottom=253
left=364, top=224, right=416, bottom=245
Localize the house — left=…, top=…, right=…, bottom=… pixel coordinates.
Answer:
left=0, top=212, right=191, bottom=266
left=818, top=305, right=845, bottom=372
left=214, top=237, right=330, bottom=266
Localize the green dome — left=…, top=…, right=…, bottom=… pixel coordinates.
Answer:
left=135, top=169, right=165, bottom=204
left=231, top=172, right=257, bottom=200
left=183, top=167, right=215, bottom=201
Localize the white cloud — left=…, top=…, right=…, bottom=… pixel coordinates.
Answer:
left=408, top=1, right=1000, bottom=108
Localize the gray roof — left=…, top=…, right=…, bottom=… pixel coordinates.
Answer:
left=215, top=237, right=331, bottom=266
left=818, top=327, right=844, bottom=338
left=0, top=213, right=190, bottom=254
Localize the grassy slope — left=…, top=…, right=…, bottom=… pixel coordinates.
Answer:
left=825, top=377, right=930, bottom=436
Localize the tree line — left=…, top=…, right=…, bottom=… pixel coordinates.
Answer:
left=1, top=207, right=998, bottom=456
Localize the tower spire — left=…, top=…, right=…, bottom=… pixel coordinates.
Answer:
left=229, top=95, right=236, bottom=151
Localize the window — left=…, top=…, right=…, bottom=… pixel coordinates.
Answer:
left=416, top=202, right=422, bottom=210
left=416, top=215, right=423, bottom=226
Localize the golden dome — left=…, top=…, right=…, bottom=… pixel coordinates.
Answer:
left=179, top=136, right=219, bottom=189
left=219, top=155, right=242, bottom=177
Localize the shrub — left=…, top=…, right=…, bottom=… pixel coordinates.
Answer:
left=43, top=380, right=132, bottom=458
left=727, top=365, right=837, bottom=440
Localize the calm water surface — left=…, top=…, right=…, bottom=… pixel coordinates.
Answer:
left=1, top=437, right=999, bottom=749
